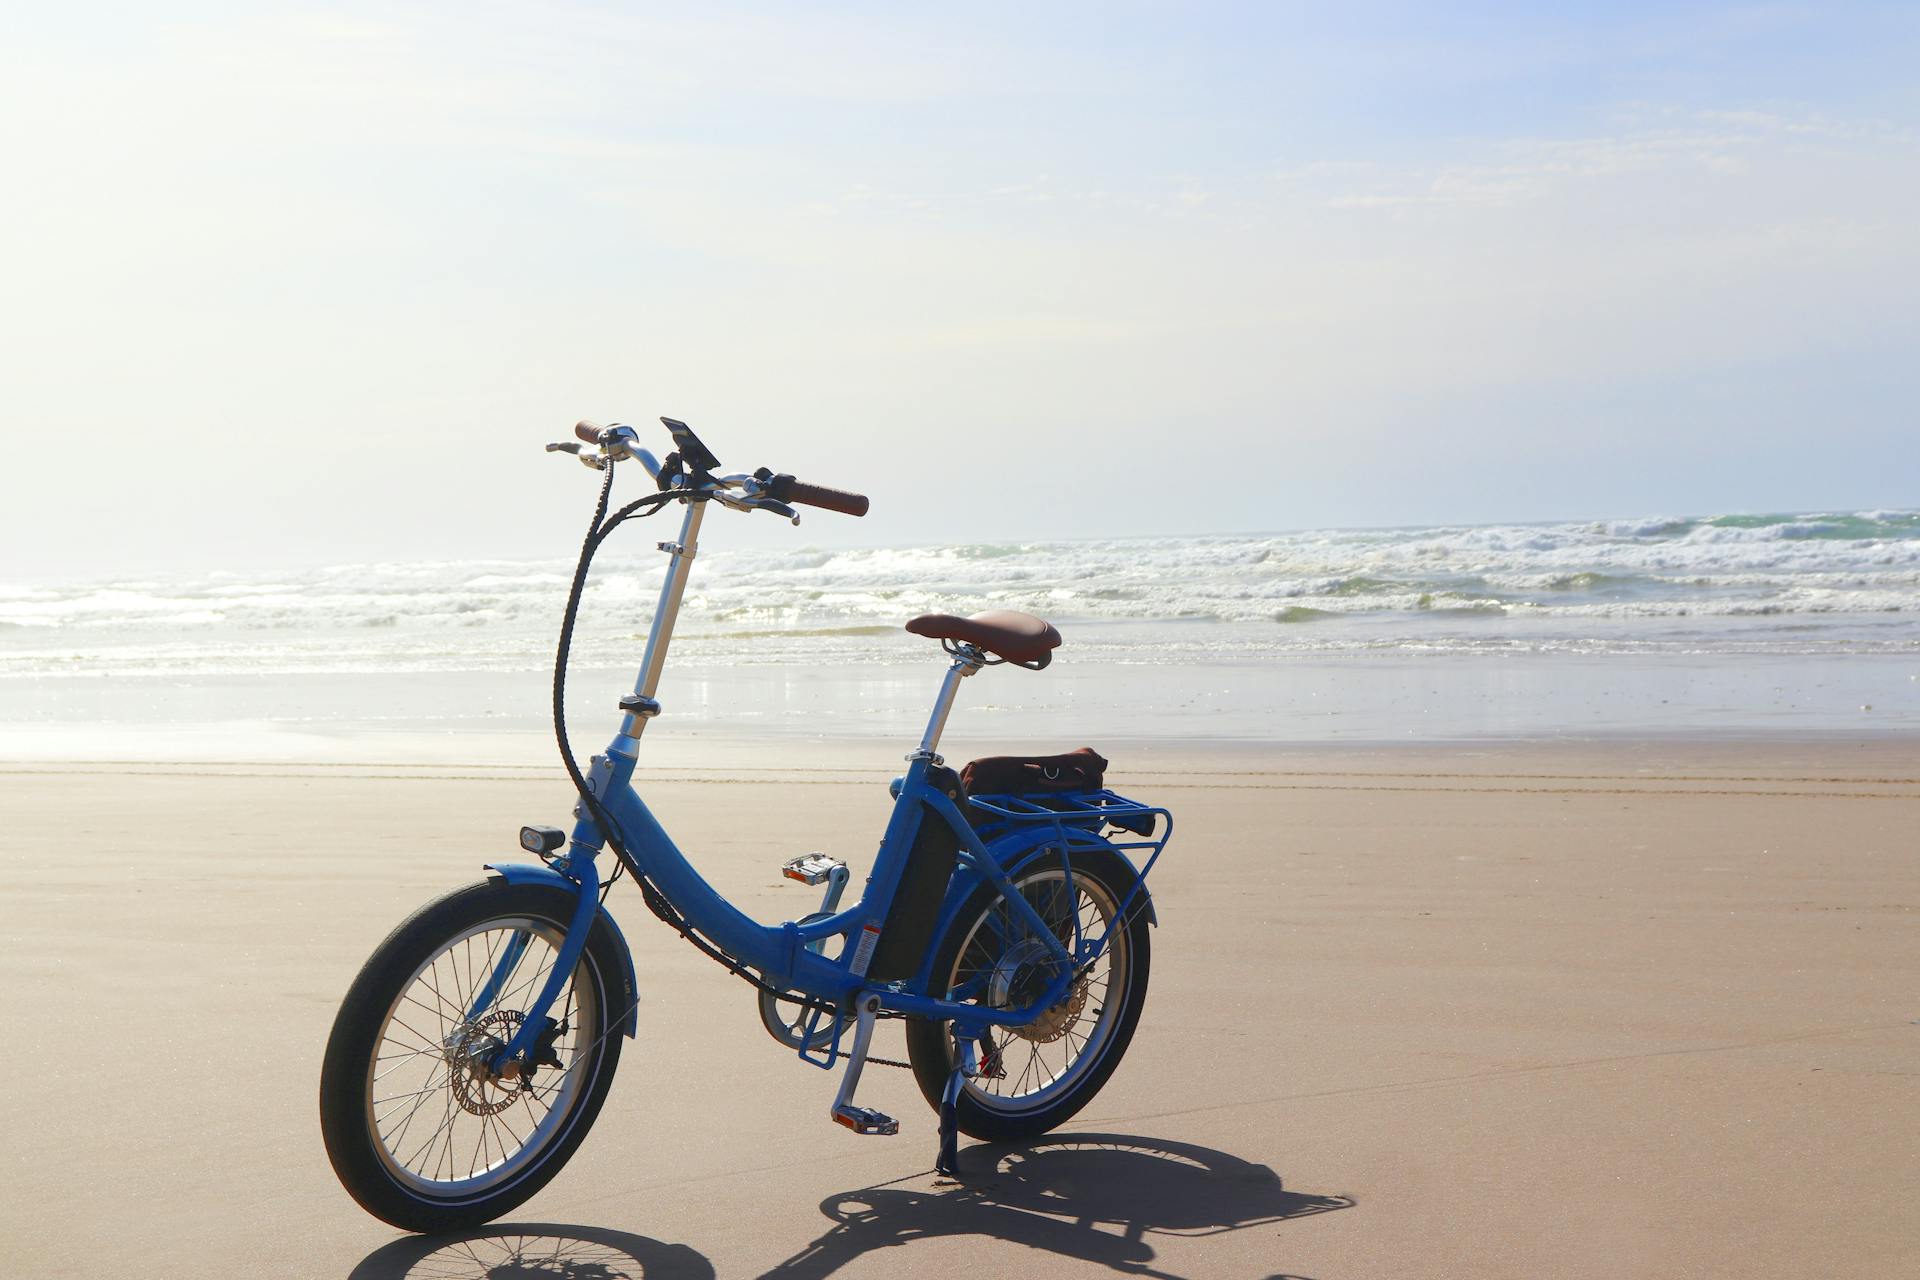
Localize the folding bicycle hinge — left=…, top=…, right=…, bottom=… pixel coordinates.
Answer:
left=935, top=1032, right=981, bottom=1178
left=828, top=993, right=899, bottom=1136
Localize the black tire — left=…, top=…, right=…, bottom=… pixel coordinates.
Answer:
left=319, top=878, right=628, bottom=1233
left=906, top=847, right=1151, bottom=1141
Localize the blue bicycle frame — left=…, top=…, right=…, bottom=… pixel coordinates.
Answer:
left=474, top=493, right=1168, bottom=1077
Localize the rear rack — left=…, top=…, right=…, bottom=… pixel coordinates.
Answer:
left=966, top=787, right=1171, bottom=886
left=966, top=787, right=1159, bottom=830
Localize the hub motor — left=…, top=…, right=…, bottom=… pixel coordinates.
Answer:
left=990, top=938, right=1089, bottom=1045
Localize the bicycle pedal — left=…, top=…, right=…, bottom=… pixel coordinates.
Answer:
left=782, top=853, right=844, bottom=886
left=831, top=1105, right=899, bottom=1136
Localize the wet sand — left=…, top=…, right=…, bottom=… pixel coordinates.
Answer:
left=3, top=738, right=1917, bottom=1278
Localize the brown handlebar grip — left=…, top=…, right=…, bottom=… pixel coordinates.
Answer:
left=574, top=420, right=605, bottom=445
left=775, top=477, right=869, bottom=517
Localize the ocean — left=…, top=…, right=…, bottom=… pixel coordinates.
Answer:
left=5, top=510, right=1918, bottom=756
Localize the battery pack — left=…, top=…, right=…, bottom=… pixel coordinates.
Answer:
left=865, top=805, right=961, bottom=983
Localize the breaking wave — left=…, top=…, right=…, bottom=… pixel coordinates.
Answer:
left=4, top=509, right=1918, bottom=675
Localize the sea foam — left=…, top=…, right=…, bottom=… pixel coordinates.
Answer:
left=4, top=510, right=1917, bottom=676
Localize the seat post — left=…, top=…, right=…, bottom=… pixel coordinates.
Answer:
left=912, top=648, right=983, bottom=762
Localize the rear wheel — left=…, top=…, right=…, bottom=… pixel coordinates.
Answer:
left=318, top=879, right=627, bottom=1232
left=905, top=849, right=1151, bottom=1140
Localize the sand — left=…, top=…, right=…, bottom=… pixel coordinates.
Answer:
left=2, top=737, right=1916, bottom=1278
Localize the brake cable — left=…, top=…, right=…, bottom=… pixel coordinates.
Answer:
left=548, top=460, right=866, bottom=1034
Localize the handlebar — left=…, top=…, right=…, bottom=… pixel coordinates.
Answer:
left=560, top=418, right=867, bottom=518
left=765, top=474, right=870, bottom=517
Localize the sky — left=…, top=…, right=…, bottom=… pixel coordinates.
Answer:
left=3, top=2, right=1917, bottom=580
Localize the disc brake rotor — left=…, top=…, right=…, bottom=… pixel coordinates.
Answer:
left=446, top=1009, right=532, bottom=1116
left=1018, top=975, right=1089, bottom=1044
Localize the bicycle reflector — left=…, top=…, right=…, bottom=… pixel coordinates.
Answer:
left=520, top=825, right=566, bottom=855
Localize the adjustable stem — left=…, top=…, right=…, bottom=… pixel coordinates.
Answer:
left=614, top=499, right=706, bottom=750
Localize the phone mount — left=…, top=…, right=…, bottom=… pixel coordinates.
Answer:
left=661, top=418, right=721, bottom=472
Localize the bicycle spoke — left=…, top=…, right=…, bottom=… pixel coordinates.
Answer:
left=496, top=944, right=559, bottom=1010
left=470, top=1105, right=489, bottom=1178
left=380, top=1067, right=449, bottom=1151
left=408, top=1083, right=457, bottom=1176
left=374, top=1082, right=450, bottom=1112
left=385, top=1011, right=440, bottom=1053
left=420, top=962, right=463, bottom=1030
left=401, top=989, right=460, bottom=1029
left=495, top=1104, right=528, bottom=1153
left=374, top=1042, right=440, bottom=1069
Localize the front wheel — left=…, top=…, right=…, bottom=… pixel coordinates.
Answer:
left=905, top=848, right=1152, bottom=1141
left=318, top=879, right=628, bottom=1232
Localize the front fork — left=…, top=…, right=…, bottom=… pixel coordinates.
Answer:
left=473, top=850, right=604, bottom=1078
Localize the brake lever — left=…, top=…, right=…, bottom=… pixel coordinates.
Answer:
left=732, top=471, right=800, bottom=525
left=546, top=442, right=605, bottom=469
left=712, top=490, right=801, bottom=525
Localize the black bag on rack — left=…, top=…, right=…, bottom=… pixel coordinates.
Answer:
left=959, top=747, right=1108, bottom=796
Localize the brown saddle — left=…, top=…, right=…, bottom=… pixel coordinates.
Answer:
left=904, top=609, right=1062, bottom=667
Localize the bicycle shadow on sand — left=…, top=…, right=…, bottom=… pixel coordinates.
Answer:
left=347, top=1134, right=1349, bottom=1280
left=348, top=1224, right=715, bottom=1280
left=762, top=1133, right=1352, bottom=1280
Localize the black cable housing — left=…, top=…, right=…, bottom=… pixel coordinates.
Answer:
left=549, top=461, right=849, bottom=1023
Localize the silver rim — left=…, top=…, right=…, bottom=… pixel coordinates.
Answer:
left=363, top=915, right=603, bottom=1199
left=944, top=866, right=1129, bottom=1112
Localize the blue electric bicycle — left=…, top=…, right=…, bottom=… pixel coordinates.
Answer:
left=318, top=418, right=1174, bottom=1232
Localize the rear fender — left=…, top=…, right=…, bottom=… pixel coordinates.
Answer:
left=484, top=863, right=639, bottom=1038
left=992, top=829, right=1157, bottom=927
left=910, top=827, right=1157, bottom=996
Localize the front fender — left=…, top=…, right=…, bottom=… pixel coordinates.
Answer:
left=484, top=863, right=639, bottom=1038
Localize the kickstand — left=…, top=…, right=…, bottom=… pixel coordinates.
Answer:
left=935, top=1033, right=979, bottom=1178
